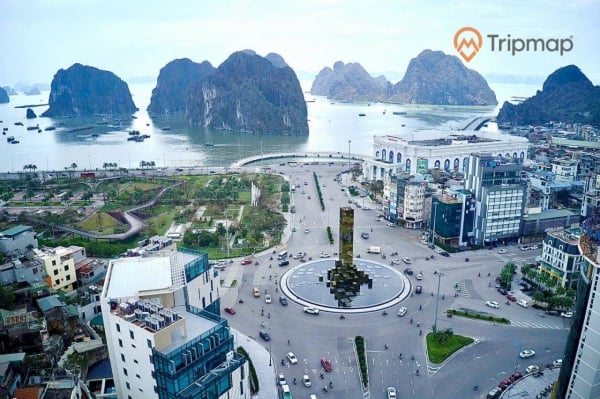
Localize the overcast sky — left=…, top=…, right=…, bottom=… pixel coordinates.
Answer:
left=2, top=0, right=599, bottom=86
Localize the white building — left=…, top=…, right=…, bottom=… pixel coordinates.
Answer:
left=34, top=246, right=86, bottom=292
left=101, top=249, right=248, bottom=399
left=539, top=227, right=583, bottom=289
left=363, top=130, right=529, bottom=181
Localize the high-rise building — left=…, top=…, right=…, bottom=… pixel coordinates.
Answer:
left=555, top=207, right=600, bottom=399
left=101, top=248, right=248, bottom=399
left=465, top=154, right=527, bottom=246
left=539, top=227, right=583, bottom=290
left=430, top=188, right=475, bottom=248
left=388, top=174, right=427, bottom=229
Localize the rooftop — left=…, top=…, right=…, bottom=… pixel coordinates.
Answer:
left=523, top=209, right=577, bottom=221
left=548, top=227, right=581, bottom=245
left=377, top=130, right=529, bottom=146
left=0, top=225, right=33, bottom=237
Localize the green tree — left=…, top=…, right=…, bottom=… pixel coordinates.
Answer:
left=0, top=284, right=16, bottom=310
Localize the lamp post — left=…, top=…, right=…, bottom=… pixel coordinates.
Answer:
left=433, top=272, right=444, bottom=333
left=224, top=210, right=230, bottom=258
left=348, top=140, right=351, bottom=181
left=268, top=323, right=272, bottom=366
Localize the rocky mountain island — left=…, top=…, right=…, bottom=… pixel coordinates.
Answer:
left=311, top=49, right=497, bottom=106
left=310, top=61, right=391, bottom=101
left=42, top=63, right=137, bottom=117
left=152, top=50, right=308, bottom=136
left=0, top=87, right=8, bottom=103
left=496, top=65, right=600, bottom=126
left=147, top=58, right=216, bottom=115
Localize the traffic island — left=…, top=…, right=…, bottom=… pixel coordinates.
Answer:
left=426, top=331, right=474, bottom=364
left=446, top=308, right=510, bottom=324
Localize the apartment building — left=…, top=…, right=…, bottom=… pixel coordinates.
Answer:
left=34, top=246, right=85, bottom=292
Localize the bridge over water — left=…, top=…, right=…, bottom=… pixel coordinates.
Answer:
left=456, top=116, right=493, bottom=131
left=230, top=151, right=366, bottom=167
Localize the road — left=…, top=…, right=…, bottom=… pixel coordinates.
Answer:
left=218, top=163, right=570, bottom=399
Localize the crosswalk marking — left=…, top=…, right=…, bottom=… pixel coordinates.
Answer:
left=510, top=320, right=565, bottom=329
left=453, top=280, right=471, bottom=298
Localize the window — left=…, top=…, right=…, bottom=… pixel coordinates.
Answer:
left=136, top=374, right=140, bottom=379
left=126, top=382, right=130, bottom=390
left=53, top=270, right=59, bottom=276
left=129, top=330, right=134, bottom=339
left=66, top=275, right=71, bottom=281
left=123, top=368, right=128, bottom=376
left=54, top=279, right=60, bottom=286
left=116, top=323, right=120, bottom=332
left=118, top=339, right=123, bottom=348
left=121, top=354, right=125, bottom=362
left=147, top=339, right=152, bottom=348
left=64, top=265, right=69, bottom=271
left=52, top=260, right=56, bottom=266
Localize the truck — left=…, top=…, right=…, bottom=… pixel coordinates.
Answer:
left=367, top=246, right=381, bottom=254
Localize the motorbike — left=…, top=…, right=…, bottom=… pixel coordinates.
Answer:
left=255, top=261, right=259, bottom=265
left=270, top=256, right=273, bottom=261
left=425, top=256, right=430, bottom=261
left=465, top=258, right=469, bottom=262
left=382, top=311, right=388, bottom=316
left=473, top=384, right=478, bottom=391
left=320, top=373, right=324, bottom=379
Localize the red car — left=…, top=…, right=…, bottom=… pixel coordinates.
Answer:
left=506, top=294, right=517, bottom=302
left=241, top=259, right=253, bottom=265
left=224, top=307, right=236, bottom=315
left=320, top=357, right=332, bottom=372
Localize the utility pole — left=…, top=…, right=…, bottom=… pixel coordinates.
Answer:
left=433, top=272, right=444, bottom=333
left=224, top=210, right=230, bottom=258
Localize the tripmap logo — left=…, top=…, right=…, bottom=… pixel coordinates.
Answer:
left=454, top=27, right=483, bottom=63
left=453, top=27, right=573, bottom=63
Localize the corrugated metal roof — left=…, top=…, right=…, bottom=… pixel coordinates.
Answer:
left=0, top=225, right=32, bottom=237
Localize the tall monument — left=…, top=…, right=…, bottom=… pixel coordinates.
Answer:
left=324, top=207, right=372, bottom=307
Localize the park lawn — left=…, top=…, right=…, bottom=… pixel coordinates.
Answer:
left=120, top=182, right=162, bottom=193
left=426, top=333, right=474, bottom=364
left=78, top=212, right=121, bottom=231
left=147, top=207, right=182, bottom=235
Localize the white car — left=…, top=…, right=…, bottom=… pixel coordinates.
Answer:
left=320, top=253, right=330, bottom=258
left=287, top=352, right=298, bottom=364
left=497, top=248, right=508, bottom=254
left=302, top=374, right=312, bottom=387
left=303, top=306, right=320, bottom=315
left=402, top=257, right=411, bottom=264
left=265, top=295, right=272, bottom=304
left=387, top=222, right=395, bottom=227
left=387, top=386, right=397, bottom=399
left=525, top=365, right=540, bottom=374
left=391, top=258, right=401, bottom=265
left=277, top=373, right=287, bottom=386
left=416, top=273, right=423, bottom=280
left=486, top=300, right=500, bottom=309
left=519, top=349, right=536, bottom=359
left=434, top=247, right=444, bottom=254
left=304, top=229, right=310, bottom=234
left=397, top=307, right=407, bottom=317
left=552, top=359, right=563, bottom=367
left=420, top=239, right=429, bottom=245
left=561, top=311, right=573, bottom=318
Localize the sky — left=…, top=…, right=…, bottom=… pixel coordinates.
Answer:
left=2, top=0, right=600, bottom=87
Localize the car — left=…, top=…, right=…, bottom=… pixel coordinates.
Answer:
left=434, top=247, right=444, bottom=254
left=361, top=232, right=369, bottom=239
left=495, top=283, right=502, bottom=289
left=391, top=258, right=401, bottom=265
left=510, top=372, right=523, bottom=382
left=402, top=257, right=411, bottom=264
left=253, top=287, right=261, bottom=297
left=420, top=239, right=429, bottom=245
left=415, top=285, right=422, bottom=294
left=302, top=374, right=312, bottom=387
left=224, top=307, right=236, bottom=314
left=241, top=258, right=253, bottom=265
left=506, top=294, right=517, bottom=302
left=303, top=306, right=320, bottom=315
left=561, top=311, right=573, bottom=318
left=279, top=260, right=290, bottom=267
left=487, top=387, right=502, bottom=399
left=279, top=296, right=288, bottom=306
left=387, top=222, right=395, bottom=227
left=497, top=248, right=508, bottom=254
left=428, top=244, right=435, bottom=249
left=520, top=245, right=530, bottom=251
left=265, top=295, right=272, bottom=304
left=525, top=365, right=540, bottom=374
left=277, top=373, right=287, bottom=386
left=403, top=268, right=414, bottom=275
left=309, top=395, right=317, bottom=399
left=304, top=229, right=310, bottom=234
left=307, top=195, right=311, bottom=199
left=304, top=181, right=308, bottom=185
left=440, top=251, right=450, bottom=257
left=497, top=287, right=508, bottom=295
left=397, top=307, right=407, bottom=317
left=259, top=330, right=271, bottom=341
left=320, top=357, right=332, bottom=372
left=498, top=378, right=512, bottom=390
left=486, top=300, right=500, bottom=309
left=387, top=386, right=397, bottom=399
left=416, top=273, right=423, bottom=280
left=175, top=168, right=184, bottom=172
left=320, top=253, right=330, bottom=258
left=287, top=352, right=298, bottom=364
left=348, top=199, right=353, bottom=203
left=519, top=349, right=536, bottom=359
left=552, top=359, right=563, bottom=367
left=545, top=309, right=560, bottom=316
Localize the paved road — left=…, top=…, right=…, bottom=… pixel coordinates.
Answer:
left=218, top=163, right=570, bottom=399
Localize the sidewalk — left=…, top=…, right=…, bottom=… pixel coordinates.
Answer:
left=232, top=328, right=277, bottom=399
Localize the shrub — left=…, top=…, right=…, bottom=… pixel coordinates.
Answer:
left=237, top=346, right=259, bottom=393
left=355, top=336, right=368, bottom=387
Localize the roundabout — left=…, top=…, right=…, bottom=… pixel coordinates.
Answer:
left=279, top=258, right=412, bottom=313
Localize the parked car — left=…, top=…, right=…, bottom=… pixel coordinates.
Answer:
left=486, top=300, right=500, bottom=309
left=561, top=311, right=573, bottom=318
left=440, top=251, right=450, bottom=257
left=525, top=365, right=540, bottom=374
left=506, top=294, right=517, bottom=302
left=303, top=306, right=320, bottom=315
left=391, top=258, right=401, bottom=265
left=287, top=352, right=298, bottom=364
left=552, top=359, right=563, bottom=367
left=510, top=372, right=523, bottom=382
left=224, top=307, right=236, bottom=315
left=487, top=387, right=502, bottom=399
left=259, top=330, right=271, bottom=341
left=498, top=378, right=512, bottom=390
left=497, top=287, right=508, bottom=295
left=387, top=222, right=395, bottom=227
left=320, top=253, right=330, bottom=258
left=545, top=309, right=561, bottom=316
left=277, top=373, right=287, bottom=386
left=519, top=349, right=536, bottom=359
left=320, top=357, right=333, bottom=372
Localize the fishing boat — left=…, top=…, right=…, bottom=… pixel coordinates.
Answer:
left=205, top=142, right=214, bottom=147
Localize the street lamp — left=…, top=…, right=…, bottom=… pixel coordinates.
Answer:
left=224, top=210, right=230, bottom=257
left=268, top=324, right=272, bottom=367
left=433, top=272, right=444, bottom=333
left=348, top=140, right=351, bottom=180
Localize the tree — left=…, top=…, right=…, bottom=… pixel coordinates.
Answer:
left=0, top=284, right=16, bottom=310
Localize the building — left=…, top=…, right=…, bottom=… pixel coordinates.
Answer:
left=0, top=225, right=38, bottom=255
left=363, top=131, right=529, bottom=181
left=539, top=227, right=583, bottom=289
left=34, top=246, right=85, bottom=292
left=430, top=188, right=475, bottom=247
left=101, top=248, right=248, bottom=399
left=520, top=209, right=580, bottom=244
left=386, top=174, right=427, bottom=228
left=465, top=154, right=528, bottom=246
left=555, top=207, right=600, bottom=399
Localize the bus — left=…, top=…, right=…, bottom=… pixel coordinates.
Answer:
left=277, top=251, right=288, bottom=260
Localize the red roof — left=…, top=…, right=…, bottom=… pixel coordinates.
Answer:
left=79, top=266, right=94, bottom=274
left=14, top=387, right=43, bottom=399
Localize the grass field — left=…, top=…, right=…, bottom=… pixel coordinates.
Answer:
left=148, top=208, right=182, bottom=235
left=426, top=333, right=474, bottom=364
left=78, top=212, right=122, bottom=234
left=120, top=182, right=162, bottom=193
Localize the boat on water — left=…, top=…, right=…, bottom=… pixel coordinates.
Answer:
left=305, top=99, right=316, bottom=103
left=44, top=126, right=56, bottom=131
left=392, top=111, right=407, bottom=115
left=91, top=134, right=99, bottom=137
left=358, top=113, right=366, bottom=117
left=7, top=136, right=15, bottom=142
left=14, top=122, right=23, bottom=126
left=26, top=124, right=39, bottom=131
left=205, top=142, right=214, bottom=147
left=67, top=125, right=93, bottom=133
left=161, top=127, right=172, bottom=131
left=10, top=140, right=19, bottom=144
left=128, top=130, right=141, bottom=136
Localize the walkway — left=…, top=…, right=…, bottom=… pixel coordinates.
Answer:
left=457, top=116, right=492, bottom=131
